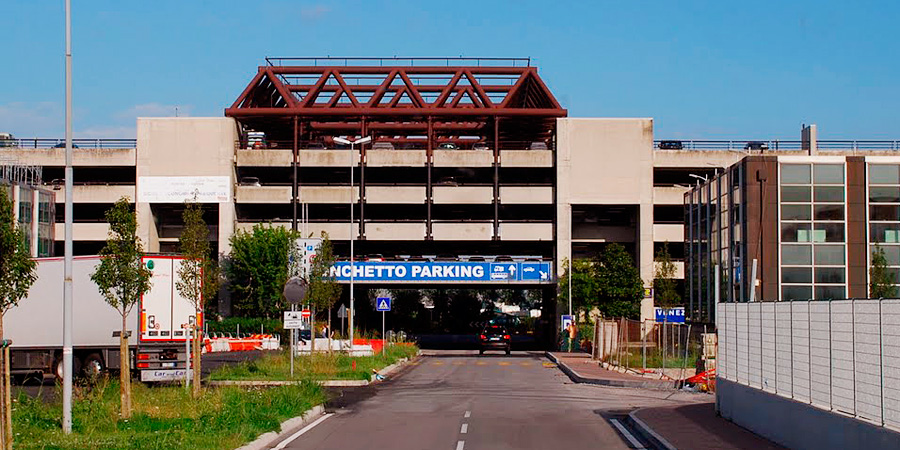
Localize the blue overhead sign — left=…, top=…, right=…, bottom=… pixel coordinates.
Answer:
left=329, top=261, right=553, bottom=283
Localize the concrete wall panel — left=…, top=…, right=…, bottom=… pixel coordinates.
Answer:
left=500, top=150, right=552, bottom=167
left=432, top=186, right=493, bottom=204
left=366, top=186, right=425, bottom=204
left=499, top=186, right=553, bottom=204
left=500, top=223, right=553, bottom=241
left=366, top=150, right=426, bottom=167
left=432, top=222, right=493, bottom=241
left=433, top=150, right=493, bottom=167
left=365, top=222, right=426, bottom=240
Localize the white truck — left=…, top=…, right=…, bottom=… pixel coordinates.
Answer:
left=6, top=255, right=201, bottom=383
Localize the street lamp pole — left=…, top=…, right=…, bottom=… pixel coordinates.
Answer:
left=332, top=136, right=371, bottom=352
left=62, top=0, right=74, bottom=434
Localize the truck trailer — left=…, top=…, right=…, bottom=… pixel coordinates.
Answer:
left=6, top=255, right=201, bottom=383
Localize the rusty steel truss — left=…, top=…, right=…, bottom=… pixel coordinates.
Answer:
left=225, top=57, right=566, bottom=147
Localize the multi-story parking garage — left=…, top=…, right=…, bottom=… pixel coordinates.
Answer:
left=6, top=58, right=898, bottom=328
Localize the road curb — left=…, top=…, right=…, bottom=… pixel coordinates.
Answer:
left=235, top=404, right=325, bottom=450
left=626, top=409, right=678, bottom=450
left=545, top=352, right=675, bottom=390
left=211, top=355, right=417, bottom=388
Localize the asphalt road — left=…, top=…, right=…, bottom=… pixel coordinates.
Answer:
left=285, top=350, right=706, bottom=450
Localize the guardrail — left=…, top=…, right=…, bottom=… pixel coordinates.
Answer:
left=655, top=140, right=900, bottom=151
left=0, top=138, right=137, bottom=149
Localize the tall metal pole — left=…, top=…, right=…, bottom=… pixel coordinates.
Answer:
left=62, top=0, right=74, bottom=434
left=349, top=142, right=355, bottom=353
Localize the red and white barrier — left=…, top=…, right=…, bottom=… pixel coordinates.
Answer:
left=202, top=334, right=281, bottom=353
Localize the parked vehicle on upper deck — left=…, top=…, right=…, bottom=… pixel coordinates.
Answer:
left=658, top=140, right=684, bottom=150
left=744, top=141, right=769, bottom=151
left=0, top=133, right=16, bottom=147
left=438, top=143, right=459, bottom=150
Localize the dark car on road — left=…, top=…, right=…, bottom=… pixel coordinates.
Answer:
left=658, top=140, right=684, bottom=150
left=479, top=325, right=511, bottom=355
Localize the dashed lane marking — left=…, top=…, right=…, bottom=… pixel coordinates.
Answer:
left=475, top=361, right=487, bottom=366
left=461, top=423, right=468, bottom=434
left=464, top=411, right=471, bottom=418
left=498, top=362, right=511, bottom=366
left=456, top=440, right=465, bottom=450
left=432, top=361, right=444, bottom=366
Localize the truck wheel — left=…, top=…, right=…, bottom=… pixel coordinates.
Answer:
left=53, top=355, right=83, bottom=381
left=82, top=353, right=105, bottom=378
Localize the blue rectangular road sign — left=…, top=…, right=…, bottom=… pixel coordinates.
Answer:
left=654, top=307, right=685, bottom=323
left=376, top=297, right=391, bottom=312
left=329, top=261, right=554, bottom=284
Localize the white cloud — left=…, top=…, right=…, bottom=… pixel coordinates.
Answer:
left=0, top=102, right=63, bottom=137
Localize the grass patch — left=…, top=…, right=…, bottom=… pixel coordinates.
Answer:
left=208, top=343, right=420, bottom=382
left=609, top=351, right=700, bottom=371
left=12, top=379, right=324, bottom=449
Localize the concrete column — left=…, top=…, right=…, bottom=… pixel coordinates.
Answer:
left=31, top=189, right=39, bottom=255
left=639, top=202, right=655, bottom=322
left=136, top=202, right=159, bottom=253
left=218, top=201, right=235, bottom=255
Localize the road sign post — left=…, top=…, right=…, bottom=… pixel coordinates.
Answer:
left=283, top=277, right=308, bottom=377
left=376, top=297, right=392, bottom=354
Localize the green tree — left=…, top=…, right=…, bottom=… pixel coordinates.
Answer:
left=90, top=197, right=152, bottom=419
left=226, top=224, right=295, bottom=318
left=175, top=200, right=219, bottom=396
left=870, top=245, right=897, bottom=298
left=558, top=258, right=600, bottom=321
left=653, top=242, right=681, bottom=308
left=0, top=187, right=37, bottom=448
left=596, top=244, right=644, bottom=319
left=307, top=232, right=341, bottom=353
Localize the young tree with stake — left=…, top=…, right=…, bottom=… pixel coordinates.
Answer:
left=0, top=188, right=37, bottom=449
left=90, top=197, right=152, bottom=419
left=307, top=232, right=341, bottom=354
left=176, top=199, right=219, bottom=397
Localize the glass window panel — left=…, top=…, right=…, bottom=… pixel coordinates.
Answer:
left=782, top=267, right=812, bottom=283
left=813, top=223, right=844, bottom=242
left=870, top=205, right=900, bottom=222
left=782, top=204, right=811, bottom=221
left=782, top=244, right=813, bottom=265
left=869, top=165, right=900, bottom=185
left=781, top=164, right=811, bottom=184
left=814, top=205, right=844, bottom=221
left=815, top=267, right=846, bottom=283
left=869, top=187, right=900, bottom=203
left=871, top=224, right=900, bottom=243
left=781, top=186, right=811, bottom=202
left=815, top=285, right=845, bottom=300
left=783, top=285, right=813, bottom=301
left=814, top=245, right=845, bottom=265
left=782, top=223, right=812, bottom=242
left=814, top=164, right=844, bottom=184
left=882, top=246, right=900, bottom=266
left=814, top=186, right=844, bottom=203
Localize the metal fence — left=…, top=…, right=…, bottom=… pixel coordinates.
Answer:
left=717, top=300, right=900, bottom=432
left=0, top=138, right=136, bottom=149
left=654, top=140, right=900, bottom=151
left=592, top=318, right=707, bottom=380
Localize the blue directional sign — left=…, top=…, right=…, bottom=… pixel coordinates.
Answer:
left=654, top=307, right=685, bottom=323
left=329, top=261, right=554, bottom=283
left=376, top=297, right=391, bottom=312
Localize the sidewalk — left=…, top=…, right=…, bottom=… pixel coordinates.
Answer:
left=546, top=352, right=674, bottom=389
left=631, top=402, right=784, bottom=450
left=548, top=352, right=783, bottom=449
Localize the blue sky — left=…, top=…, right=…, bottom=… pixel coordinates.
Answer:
left=2, top=0, right=899, bottom=140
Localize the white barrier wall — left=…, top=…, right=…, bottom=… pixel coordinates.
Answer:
left=717, top=300, right=900, bottom=431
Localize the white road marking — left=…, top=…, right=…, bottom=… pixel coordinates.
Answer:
left=456, top=440, right=465, bottom=450
left=273, top=413, right=334, bottom=449
left=609, top=418, right=646, bottom=449
left=464, top=410, right=471, bottom=418
left=461, top=423, right=468, bottom=434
